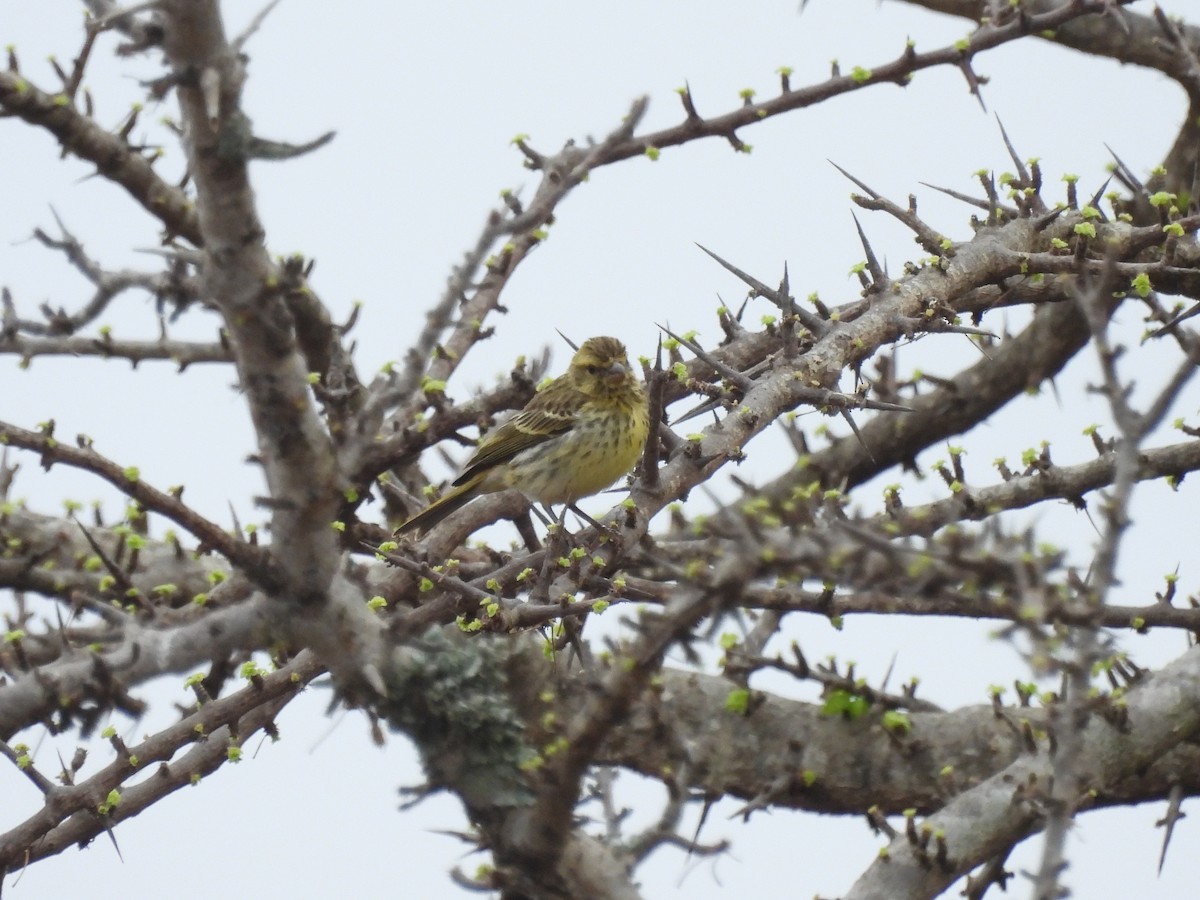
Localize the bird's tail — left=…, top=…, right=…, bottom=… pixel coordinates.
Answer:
left=393, top=474, right=483, bottom=536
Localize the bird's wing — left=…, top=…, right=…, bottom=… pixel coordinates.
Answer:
left=453, top=401, right=575, bottom=485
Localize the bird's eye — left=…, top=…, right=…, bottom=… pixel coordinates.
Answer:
left=585, top=364, right=600, bottom=375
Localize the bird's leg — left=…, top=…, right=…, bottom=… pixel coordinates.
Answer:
left=566, top=503, right=605, bottom=532
left=521, top=503, right=565, bottom=552
left=529, top=504, right=555, bottom=528
left=567, top=504, right=627, bottom=555
left=556, top=504, right=615, bottom=555
left=532, top=504, right=612, bottom=556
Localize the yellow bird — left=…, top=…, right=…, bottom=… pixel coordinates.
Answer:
left=395, top=336, right=649, bottom=535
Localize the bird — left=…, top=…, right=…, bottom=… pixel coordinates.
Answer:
left=395, top=336, right=649, bottom=536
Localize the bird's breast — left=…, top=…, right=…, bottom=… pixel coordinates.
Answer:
left=505, top=403, right=648, bottom=504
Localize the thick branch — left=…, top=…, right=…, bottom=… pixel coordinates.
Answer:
left=158, top=1, right=341, bottom=603
left=599, top=664, right=1200, bottom=818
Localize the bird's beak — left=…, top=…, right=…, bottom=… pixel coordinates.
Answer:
left=603, top=361, right=629, bottom=383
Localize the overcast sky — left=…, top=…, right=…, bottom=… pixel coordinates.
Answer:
left=4, top=2, right=1199, bottom=897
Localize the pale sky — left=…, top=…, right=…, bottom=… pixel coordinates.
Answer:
left=3, top=2, right=1198, bottom=897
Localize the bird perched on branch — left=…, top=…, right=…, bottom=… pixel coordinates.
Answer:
left=395, top=336, right=649, bottom=535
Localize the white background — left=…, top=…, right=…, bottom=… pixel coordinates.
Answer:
left=3, top=1, right=1198, bottom=897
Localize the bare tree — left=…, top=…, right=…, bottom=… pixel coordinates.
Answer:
left=3, top=2, right=1200, bottom=898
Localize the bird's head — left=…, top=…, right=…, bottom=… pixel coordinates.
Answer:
left=568, top=336, right=638, bottom=397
